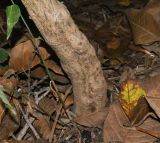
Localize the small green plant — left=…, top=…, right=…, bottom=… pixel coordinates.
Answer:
left=0, top=90, right=16, bottom=115
left=6, top=4, right=21, bottom=39
left=0, top=4, right=20, bottom=115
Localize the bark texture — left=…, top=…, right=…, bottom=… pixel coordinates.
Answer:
left=21, top=0, right=107, bottom=116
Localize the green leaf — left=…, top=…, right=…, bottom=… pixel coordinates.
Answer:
left=0, top=48, right=9, bottom=63
left=0, top=90, right=16, bottom=115
left=6, top=4, right=21, bottom=39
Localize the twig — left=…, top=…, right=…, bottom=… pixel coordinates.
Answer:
left=31, top=75, right=48, bottom=90
left=18, top=103, right=40, bottom=139
left=34, top=87, right=50, bottom=104
left=49, top=85, right=72, bottom=143
left=16, top=117, right=35, bottom=140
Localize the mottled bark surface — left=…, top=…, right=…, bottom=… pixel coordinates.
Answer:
left=21, top=0, right=107, bottom=116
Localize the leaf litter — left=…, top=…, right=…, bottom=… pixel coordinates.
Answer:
left=1, top=0, right=160, bottom=143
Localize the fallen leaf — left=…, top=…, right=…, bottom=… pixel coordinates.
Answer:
left=128, top=0, right=160, bottom=45
left=9, top=40, right=50, bottom=73
left=120, top=80, right=146, bottom=120
left=0, top=114, right=19, bottom=140
left=74, top=107, right=109, bottom=128
left=142, top=74, right=160, bottom=119
left=103, top=101, right=159, bottom=143
left=34, top=117, right=51, bottom=140
left=30, top=65, right=69, bottom=84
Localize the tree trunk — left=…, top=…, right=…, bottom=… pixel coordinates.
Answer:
left=21, top=0, right=107, bottom=116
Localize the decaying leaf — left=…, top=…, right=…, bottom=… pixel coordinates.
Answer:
left=120, top=80, right=146, bottom=120
left=103, top=101, right=159, bottom=143
left=128, top=0, right=160, bottom=45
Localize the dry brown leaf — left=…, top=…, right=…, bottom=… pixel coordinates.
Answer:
left=95, top=17, right=131, bottom=59
left=74, top=107, right=109, bottom=128
left=30, top=65, right=69, bottom=84
left=9, top=40, right=50, bottom=73
left=103, top=101, right=159, bottom=143
left=34, top=117, right=51, bottom=140
left=0, top=77, right=17, bottom=94
left=45, top=60, right=64, bottom=75
left=128, top=0, right=160, bottom=45
left=142, top=74, right=160, bottom=118
left=38, top=97, right=57, bottom=115
left=129, top=97, right=151, bottom=126
left=0, top=114, right=19, bottom=140
left=64, top=95, right=74, bottom=108
left=106, top=36, right=121, bottom=50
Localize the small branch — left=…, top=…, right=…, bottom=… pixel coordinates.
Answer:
left=18, top=103, right=40, bottom=139
left=49, top=85, right=72, bottom=143
left=16, top=117, right=35, bottom=140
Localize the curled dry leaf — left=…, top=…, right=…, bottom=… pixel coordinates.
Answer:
left=103, top=101, right=159, bottom=143
left=128, top=0, right=160, bottom=45
left=74, top=107, right=109, bottom=128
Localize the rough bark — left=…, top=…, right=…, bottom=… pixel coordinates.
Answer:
left=21, top=0, right=107, bottom=116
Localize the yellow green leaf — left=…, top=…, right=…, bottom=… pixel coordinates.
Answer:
left=120, top=80, right=146, bottom=118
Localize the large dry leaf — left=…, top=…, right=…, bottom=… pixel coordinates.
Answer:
left=128, top=0, right=160, bottom=45
left=74, top=107, right=109, bottom=128
left=103, top=101, right=159, bottom=143
left=9, top=40, right=50, bottom=72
